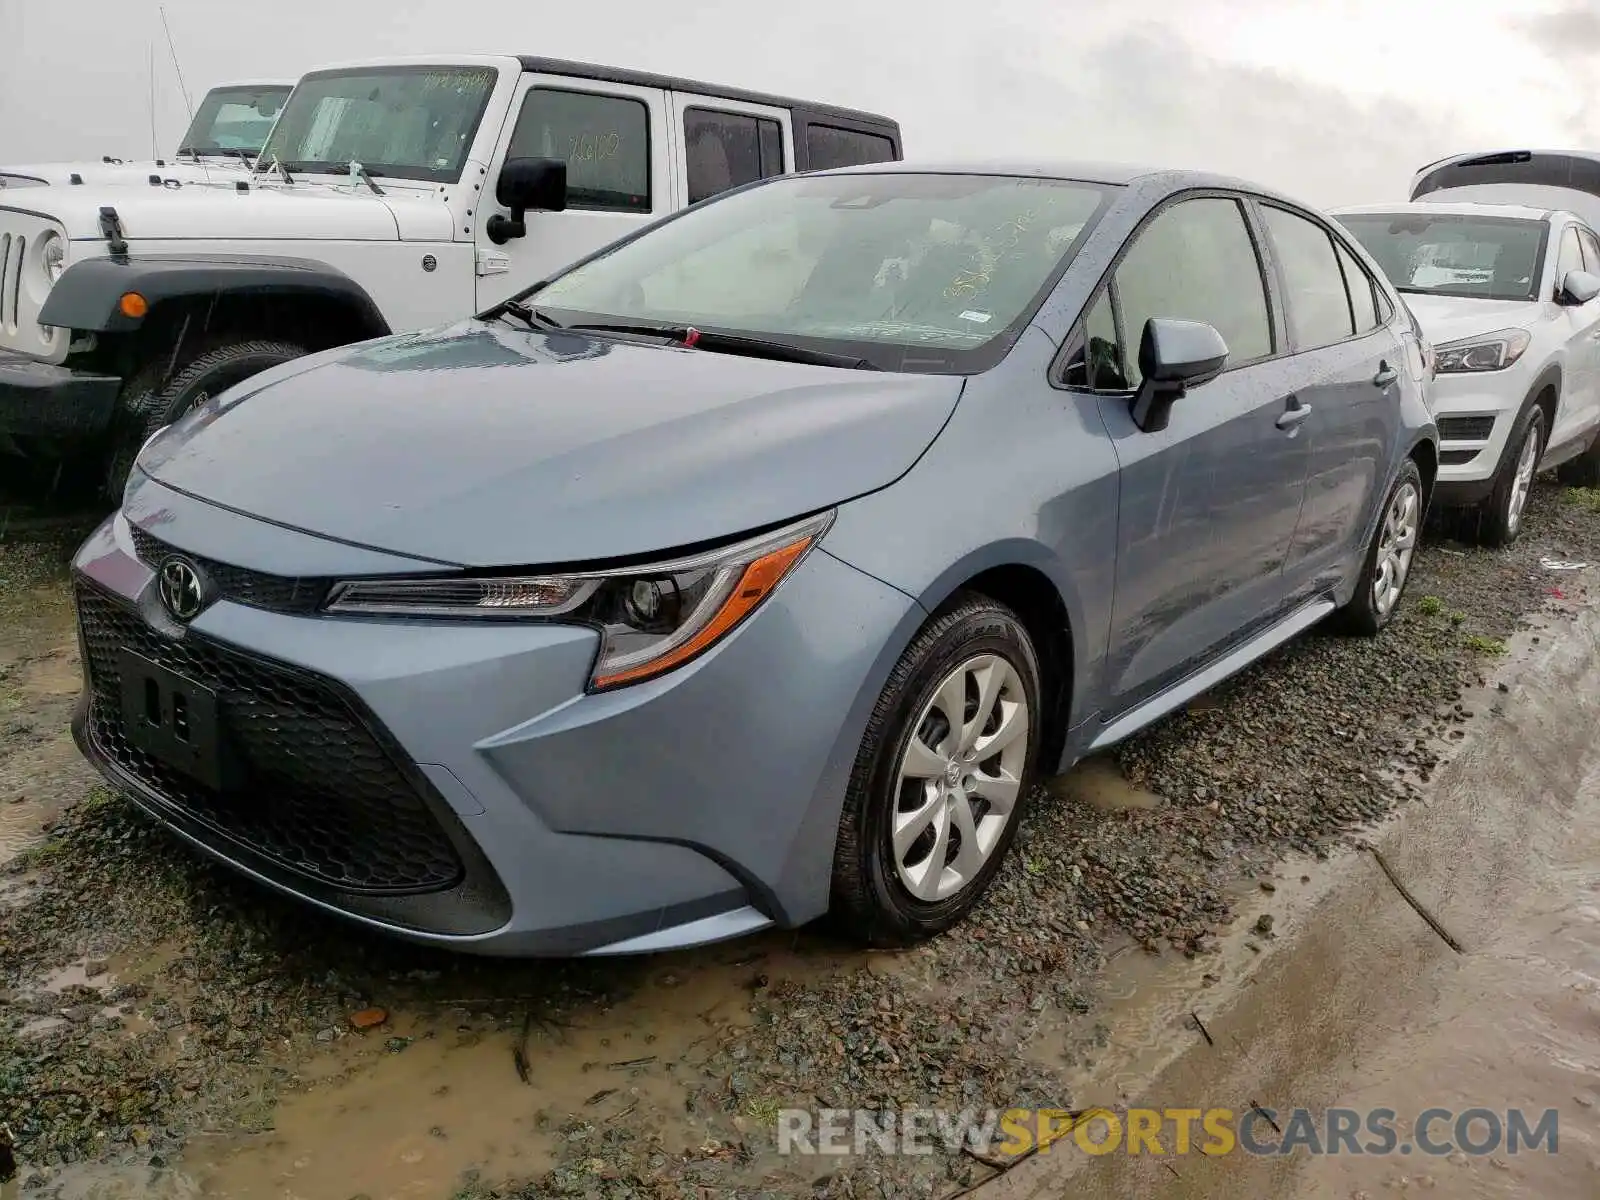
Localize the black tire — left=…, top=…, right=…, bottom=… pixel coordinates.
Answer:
left=830, top=592, right=1043, bottom=947
left=102, top=337, right=305, bottom=501
left=1470, top=405, right=1545, bottom=548
left=1333, top=458, right=1424, bottom=636
left=1556, top=430, right=1600, bottom=488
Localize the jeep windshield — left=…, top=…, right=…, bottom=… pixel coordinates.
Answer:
left=525, top=171, right=1115, bottom=374
left=1339, top=212, right=1548, bottom=302
left=255, top=65, right=498, bottom=183
left=176, top=85, right=292, bottom=158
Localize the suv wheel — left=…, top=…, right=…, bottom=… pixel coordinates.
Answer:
left=1333, top=458, right=1423, bottom=636
left=103, top=337, right=305, bottom=501
left=830, top=593, right=1042, bottom=946
left=1470, top=405, right=1544, bottom=548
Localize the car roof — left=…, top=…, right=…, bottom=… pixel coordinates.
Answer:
left=806, top=157, right=1315, bottom=198
left=290, top=53, right=897, bottom=131
left=1330, top=199, right=1558, bottom=222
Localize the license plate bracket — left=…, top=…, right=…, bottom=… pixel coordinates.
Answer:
left=118, top=649, right=229, bottom=791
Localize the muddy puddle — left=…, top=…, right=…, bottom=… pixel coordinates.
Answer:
left=993, top=604, right=1600, bottom=1199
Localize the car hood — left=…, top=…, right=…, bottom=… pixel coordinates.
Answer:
left=1400, top=293, right=1546, bottom=347
left=10, top=182, right=404, bottom=242
left=0, top=159, right=248, bottom=189
left=138, top=320, right=964, bottom=567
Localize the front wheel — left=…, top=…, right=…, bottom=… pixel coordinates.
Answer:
left=1333, top=458, right=1423, bottom=636
left=102, top=337, right=306, bottom=501
left=1471, top=405, right=1544, bottom=548
left=830, top=593, right=1042, bottom=947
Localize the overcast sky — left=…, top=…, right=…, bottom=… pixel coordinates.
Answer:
left=2, top=0, right=1596, bottom=207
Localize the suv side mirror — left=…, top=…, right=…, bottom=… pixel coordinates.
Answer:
left=1129, top=318, right=1229, bottom=433
left=487, top=157, right=568, bottom=245
left=1560, top=268, right=1600, bottom=306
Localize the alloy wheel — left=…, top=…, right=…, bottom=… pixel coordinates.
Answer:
left=1507, top=426, right=1540, bottom=535
left=1372, top=480, right=1420, bottom=617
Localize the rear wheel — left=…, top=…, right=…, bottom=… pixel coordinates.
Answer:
left=103, top=337, right=305, bottom=501
left=1333, top=458, right=1423, bottom=636
left=830, top=593, right=1042, bottom=946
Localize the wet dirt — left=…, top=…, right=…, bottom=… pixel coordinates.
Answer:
left=991, top=601, right=1600, bottom=1198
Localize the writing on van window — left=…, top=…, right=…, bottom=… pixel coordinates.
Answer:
left=508, top=88, right=650, bottom=212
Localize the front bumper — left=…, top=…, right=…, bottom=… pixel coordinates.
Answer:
left=68, top=484, right=921, bottom=957
left=0, top=350, right=121, bottom=440
left=1426, top=374, right=1524, bottom=505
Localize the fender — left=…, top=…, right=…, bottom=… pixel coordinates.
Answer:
left=39, top=253, right=391, bottom=337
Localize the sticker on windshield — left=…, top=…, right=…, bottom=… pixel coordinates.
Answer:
left=958, top=310, right=993, bottom=323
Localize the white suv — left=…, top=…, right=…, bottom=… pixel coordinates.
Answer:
left=0, top=82, right=294, bottom=190
left=1334, top=200, right=1600, bottom=544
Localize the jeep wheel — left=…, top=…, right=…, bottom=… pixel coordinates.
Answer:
left=103, top=338, right=305, bottom=501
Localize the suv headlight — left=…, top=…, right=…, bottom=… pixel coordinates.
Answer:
left=1433, top=328, right=1530, bottom=373
left=40, top=233, right=66, bottom=285
left=324, top=510, right=833, bottom=691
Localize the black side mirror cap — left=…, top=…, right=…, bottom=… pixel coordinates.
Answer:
left=1560, top=268, right=1600, bottom=306
left=1129, top=318, right=1230, bottom=433
left=487, top=157, right=568, bottom=245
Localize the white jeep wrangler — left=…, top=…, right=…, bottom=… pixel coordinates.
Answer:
left=0, top=81, right=294, bottom=190
left=0, top=54, right=902, bottom=494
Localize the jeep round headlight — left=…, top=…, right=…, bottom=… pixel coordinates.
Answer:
left=40, top=234, right=66, bottom=285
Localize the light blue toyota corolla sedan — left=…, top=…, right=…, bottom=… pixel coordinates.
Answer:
left=69, top=161, right=1438, bottom=957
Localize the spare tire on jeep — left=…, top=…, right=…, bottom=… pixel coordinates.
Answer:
left=103, top=337, right=305, bottom=500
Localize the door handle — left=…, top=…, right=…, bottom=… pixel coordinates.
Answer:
left=1276, top=399, right=1313, bottom=430
left=1373, top=361, right=1399, bottom=387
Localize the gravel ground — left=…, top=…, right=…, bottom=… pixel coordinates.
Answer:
left=1, top=479, right=1597, bottom=1199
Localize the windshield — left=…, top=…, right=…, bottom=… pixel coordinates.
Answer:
left=1338, top=212, right=1546, bottom=302
left=529, top=171, right=1114, bottom=373
left=177, top=85, right=292, bottom=157
left=255, top=65, right=498, bottom=182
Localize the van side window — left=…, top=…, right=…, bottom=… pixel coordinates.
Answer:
left=508, top=88, right=651, bottom=212
left=804, top=124, right=896, bottom=171
left=684, top=108, right=785, bottom=205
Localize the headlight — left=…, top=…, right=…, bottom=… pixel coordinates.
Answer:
left=1433, top=328, right=1530, bottom=373
left=324, top=510, right=834, bottom=691
left=40, top=234, right=66, bottom=285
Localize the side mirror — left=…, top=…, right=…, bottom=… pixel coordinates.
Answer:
left=1560, top=268, right=1600, bottom=306
left=1129, top=318, right=1230, bottom=433
left=487, top=157, right=568, bottom=245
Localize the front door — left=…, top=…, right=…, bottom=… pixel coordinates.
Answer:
left=1086, top=194, right=1311, bottom=716
left=474, top=75, right=671, bottom=309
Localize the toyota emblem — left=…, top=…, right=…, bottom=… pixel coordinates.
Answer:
left=157, top=556, right=207, bottom=622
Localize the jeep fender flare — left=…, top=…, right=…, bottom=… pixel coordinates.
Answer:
left=39, top=253, right=391, bottom=339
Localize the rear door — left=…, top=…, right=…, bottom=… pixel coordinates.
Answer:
left=1259, top=202, right=1403, bottom=593
left=668, top=93, right=793, bottom=208
left=474, top=74, right=669, bottom=309
left=1075, top=193, right=1311, bottom=716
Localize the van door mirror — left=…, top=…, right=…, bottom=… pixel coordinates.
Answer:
left=1129, top=318, right=1230, bottom=433
left=487, top=157, right=568, bottom=245
left=1560, top=268, right=1600, bottom=306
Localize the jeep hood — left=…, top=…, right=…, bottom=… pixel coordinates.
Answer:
left=20, top=183, right=403, bottom=242
left=0, top=159, right=248, bottom=189
left=1399, top=292, right=1547, bottom=347
left=137, top=320, right=963, bottom=567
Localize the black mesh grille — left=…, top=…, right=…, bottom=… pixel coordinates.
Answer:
left=75, top=579, right=464, bottom=895
left=1440, top=449, right=1481, bottom=466
left=1438, top=415, right=1496, bottom=442
left=128, top=526, right=331, bottom=615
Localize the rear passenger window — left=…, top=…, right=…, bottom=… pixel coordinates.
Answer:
left=684, top=108, right=785, bottom=205
left=1335, top=241, right=1380, bottom=333
left=1113, top=197, right=1273, bottom=388
left=1265, top=207, right=1356, bottom=350
left=508, top=88, right=650, bottom=212
left=804, top=124, right=896, bottom=171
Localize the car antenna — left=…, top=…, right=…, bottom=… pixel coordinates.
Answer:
left=148, top=44, right=158, bottom=160
left=158, top=4, right=207, bottom=184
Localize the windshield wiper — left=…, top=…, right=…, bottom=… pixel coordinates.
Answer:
left=497, top=300, right=563, bottom=330
left=348, top=160, right=385, bottom=195
left=562, top=321, right=879, bottom=370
